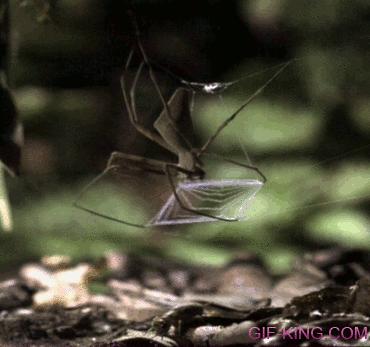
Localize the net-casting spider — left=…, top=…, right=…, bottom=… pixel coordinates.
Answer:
left=74, top=37, right=290, bottom=228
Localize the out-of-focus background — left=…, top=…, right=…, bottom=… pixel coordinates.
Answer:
left=2, top=0, right=369, bottom=275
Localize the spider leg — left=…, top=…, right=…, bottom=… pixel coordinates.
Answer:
left=129, top=60, right=144, bottom=123
left=74, top=164, right=146, bottom=228
left=120, top=59, right=175, bottom=153
left=74, top=151, right=173, bottom=228
left=125, top=49, right=134, bottom=70
left=133, top=25, right=193, bottom=152
left=128, top=63, right=195, bottom=166
left=107, top=151, right=172, bottom=176
left=201, top=152, right=267, bottom=183
left=164, top=164, right=238, bottom=223
left=199, top=61, right=291, bottom=155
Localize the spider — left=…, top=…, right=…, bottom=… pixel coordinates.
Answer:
left=74, top=34, right=290, bottom=228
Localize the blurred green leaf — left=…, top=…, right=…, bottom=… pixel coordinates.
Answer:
left=165, top=238, right=231, bottom=266
left=306, top=209, right=370, bottom=247
left=299, top=46, right=370, bottom=106
left=327, top=162, right=370, bottom=202
left=13, top=182, right=149, bottom=258
left=299, top=48, right=345, bottom=105
left=278, top=0, right=370, bottom=31
left=352, top=99, right=370, bottom=135
left=263, top=246, right=297, bottom=274
left=195, top=98, right=323, bottom=154
left=16, top=87, right=50, bottom=118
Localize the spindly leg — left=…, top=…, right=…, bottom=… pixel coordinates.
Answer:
left=72, top=164, right=147, bottom=227
left=165, top=164, right=238, bottom=222
left=74, top=151, right=174, bottom=228
left=133, top=25, right=193, bottom=152
left=107, top=151, right=172, bottom=176
left=129, top=61, right=144, bottom=123
left=120, top=54, right=175, bottom=153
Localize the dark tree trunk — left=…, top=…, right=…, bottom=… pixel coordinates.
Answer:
left=0, top=0, right=22, bottom=176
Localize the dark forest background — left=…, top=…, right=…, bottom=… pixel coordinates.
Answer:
left=1, top=0, right=369, bottom=275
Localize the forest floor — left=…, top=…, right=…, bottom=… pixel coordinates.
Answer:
left=1, top=247, right=370, bottom=347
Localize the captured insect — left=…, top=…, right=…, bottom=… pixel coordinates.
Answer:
left=74, top=29, right=290, bottom=228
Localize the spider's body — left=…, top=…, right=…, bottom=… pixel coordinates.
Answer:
left=151, top=87, right=203, bottom=177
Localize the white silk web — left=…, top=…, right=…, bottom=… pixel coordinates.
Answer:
left=149, top=179, right=263, bottom=226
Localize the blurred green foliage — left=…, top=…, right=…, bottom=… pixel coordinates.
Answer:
left=195, top=98, right=323, bottom=153
left=1, top=0, right=369, bottom=275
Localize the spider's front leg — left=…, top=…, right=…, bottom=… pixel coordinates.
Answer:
left=107, top=151, right=170, bottom=176
left=74, top=151, right=176, bottom=228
